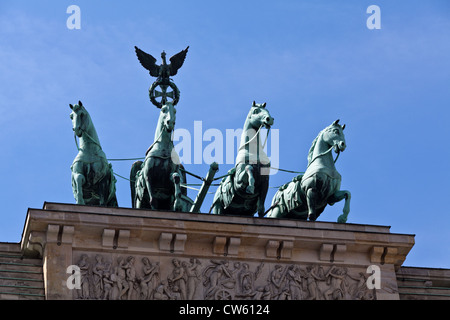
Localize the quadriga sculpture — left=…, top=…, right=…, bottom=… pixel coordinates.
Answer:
left=268, top=120, right=350, bottom=223
left=130, top=102, right=193, bottom=211
left=211, top=101, right=274, bottom=217
left=70, top=101, right=118, bottom=207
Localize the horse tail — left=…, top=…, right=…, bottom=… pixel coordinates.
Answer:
left=130, top=161, right=143, bottom=208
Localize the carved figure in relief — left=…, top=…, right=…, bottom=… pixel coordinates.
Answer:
left=102, top=270, right=114, bottom=300
left=154, top=280, right=176, bottom=300
left=268, top=265, right=286, bottom=299
left=168, top=258, right=187, bottom=300
left=203, top=260, right=235, bottom=299
left=124, top=256, right=137, bottom=300
left=184, top=258, right=202, bottom=300
left=115, top=257, right=129, bottom=300
left=286, top=265, right=304, bottom=300
left=304, top=265, right=325, bottom=300
left=92, top=255, right=108, bottom=299
left=235, top=262, right=264, bottom=299
left=323, top=266, right=348, bottom=300
left=72, top=254, right=378, bottom=300
left=140, top=258, right=160, bottom=300
left=347, top=272, right=374, bottom=300
left=76, top=254, right=90, bottom=299
left=259, top=285, right=272, bottom=300
left=237, top=263, right=252, bottom=294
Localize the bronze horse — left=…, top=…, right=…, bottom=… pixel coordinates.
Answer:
left=211, top=101, right=274, bottom=217
left=130, top=102, right=193, bottom=211
left=70, top=101, right=118, bottom=207
left=268, top=120, right=350, bottom=222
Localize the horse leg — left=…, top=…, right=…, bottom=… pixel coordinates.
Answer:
left=171, top=172, right=182, bottom=211
left=210, top=201, right=223, bottom=214
left=209, top=192, right=224, bottom=214
left=72, top=172, right=86, bottom=205
left=94, top=162, right=108, bottom=206
left=306, top=188, right=318, bottom=221
left=71, top=162, right=86, bottom=205
left=130, top=161, right=143, bottom=208
left=257, top=173, right=269, bottom=217
left=135, top=170, right=153, bottom=209
left=135, top=182, right=146, bottom=209
left=328, top=190, right=351, bottom=223
left=245, top=165, right=255, bottom=194
left=144, top=174, right=155, bottom=209
left=134, top=173, right=142, bottom=209
left=210, top=186, right=224, bottom=215
left=235, top=164, right=255, bottom=194
left=142, top=158, right=156, bottom=209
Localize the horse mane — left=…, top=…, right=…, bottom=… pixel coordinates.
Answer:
left=79, top=106, right=94, bottom=136
left=307, top=122, right=344, bottom=166
left=73, top=103, right=101, bottom=149
left=307, top=129, right=324, bottom=166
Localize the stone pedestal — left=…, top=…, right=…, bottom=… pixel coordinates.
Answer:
left=21, top=202, right=415, bottom=300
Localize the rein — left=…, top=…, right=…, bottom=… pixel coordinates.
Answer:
left=145, top=129, right=165, bottom=156
left=73, top=129, right=102, bottom=152
left=74, top=132, right=80, bottom=151
left=144, top=122, right=177, bottom=157
left=307, top=144, right=340, bottom=168
left=238, top=124, right=270, bottom=151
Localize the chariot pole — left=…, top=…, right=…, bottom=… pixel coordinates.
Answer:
left=190, top=162, right=219, bottom=213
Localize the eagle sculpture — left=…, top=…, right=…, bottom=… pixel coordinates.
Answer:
left=135, top=46, right=189, bottom=84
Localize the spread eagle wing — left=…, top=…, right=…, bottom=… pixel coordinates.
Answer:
left=169, top=46, right=189, bottom=76
left=134, top=46, right=160, bottom=77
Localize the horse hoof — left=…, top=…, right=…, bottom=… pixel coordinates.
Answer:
left=246, top=185, right=255, bottom=194
left=257, top=207, right=265, bottom=217
left=337, top=215, right=347, bottom=223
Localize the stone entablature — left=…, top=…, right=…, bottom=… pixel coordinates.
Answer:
left=21, top=202, right=415, bottom=300
left=397, top=266, right=450, bottom=300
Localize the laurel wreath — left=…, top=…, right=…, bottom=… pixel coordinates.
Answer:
left=149, top=80, right=180, bottom=108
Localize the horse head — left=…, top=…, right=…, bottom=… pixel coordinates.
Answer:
left=159, top=102, right=176, bottom=133
left=247, top=101, right=274, bottom=130
left=323, top=119, right=346, bottom=153
left=69, top=101, right=89, bottom=137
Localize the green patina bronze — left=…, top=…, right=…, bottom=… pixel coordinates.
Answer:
left=129, top=101, right=194, bottom=211
left=134, top=46, right=188, bottom=108
left=267, top=120, right=351, bottom=223
left=211, top=101, right=274, bottom=217
left=68, top=46, right=352, bottom=223
left=129, top=45, right=218, bottom=213
left=70, top=101, right=118, bottom=207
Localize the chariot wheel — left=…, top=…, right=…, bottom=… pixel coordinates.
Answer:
left=215, top=289, right=233, bottom=300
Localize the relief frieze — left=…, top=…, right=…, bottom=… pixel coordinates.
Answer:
left=72, top=253, right=378, bottom=300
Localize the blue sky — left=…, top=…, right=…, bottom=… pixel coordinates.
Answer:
left=1, top=1, right=449, bottom=268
